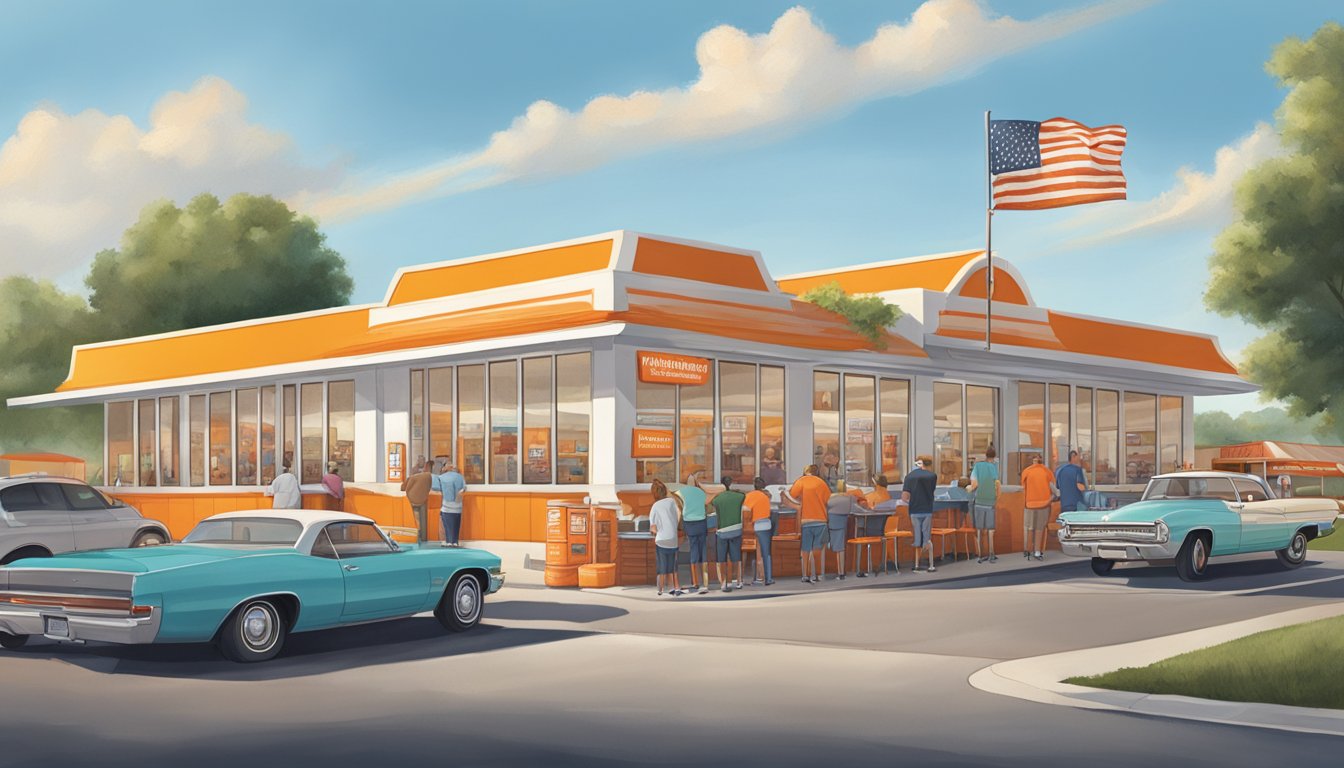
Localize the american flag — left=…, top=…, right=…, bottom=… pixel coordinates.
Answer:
left=989, top=117, right=1127, bottom=210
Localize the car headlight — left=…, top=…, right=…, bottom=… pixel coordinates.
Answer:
left=1155, top=520, right=1169, bottom=543
left=1058, top=523, right=1070, bottom=539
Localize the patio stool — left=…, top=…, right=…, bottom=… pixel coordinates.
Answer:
left=741, top=534, right=758, bottom=581
left=847, top=535, right=883, bottom=576
left=930, top=508, right=959, bottom=561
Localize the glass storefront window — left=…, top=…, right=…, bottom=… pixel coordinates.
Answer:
left=457, top=365, right=485, bottom=484
left=1096, top=389, right=1120, bottom=485
left=879, top=378, right=909, bottom=479
left=1124, top=392, right=1157, bottom=484
left=843, top=374, right=875, bottom=486
left=137, top=399, right=156, bottom=486
left=410, top=369, right=425, bottom=470
left=107, top=401, right=133, bottom=487
left=300, top=382, right=323, bottom=484
left=327, top=381, right=355, bottom=481
left=260, top=387, right=276, bottom=485
left=759, top=366, right=786, bottom=485
left=159, top=396, right=179, bottom=487
left=1049, top=383, right=1070, bottom=468
left=812, top=372, right=841, bottom=488
left=1160, top=395, right=1183, bottom=474
left=719, top=362, right=757, bottom=485
left=209, top=392, right=232, bottom=486
left=488, top=361, right=518, bottom=483
left=966, top=385, right=999, bottom=477
left=635, top=377, right=676, bottom=484
left=679, top=370, right=714, bottom=483
left=1016, top=382, right=1046, bottom=482
left=522, top=357, right=553, bottom=484
left=1076, top=387, right=1093, bottom=474
left=282, top=385, right=296, bottom=473
left=189, top=395, right=206, bottom=486
left=933, top=382, right=964, bottom=485
left=429, top=367, right=453, bottom=467
left=556, top=353, right=591, bottom=485
left=236, top=388, right=258, bottom=485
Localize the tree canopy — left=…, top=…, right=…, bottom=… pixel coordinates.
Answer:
left=800, top=281, right=903, bottom=348
left=1206, top=22, right=1344, bottom=440
left=1194, top=407, right=1333, bottom=448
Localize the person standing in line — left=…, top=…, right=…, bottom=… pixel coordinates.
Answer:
left=1021, top=454, right=1057, bottom=561
left=436, top=459, right=467, bottom=547
left=865, top=475, right=891, bottom=508
left=1055, top=450, right=1088, bottom=514
left=400, top=459, right=434, bottom=542
left=321, top=461, right=345, bottom=512
left=787, top=464, right=830, bottom=583
left=711, top=475, right=746, bottom=591
left=265, top=462, right=302, bottom=509
left=649, top=479, right=684, bottom=597
left=968, top=447, right=1002, bottom=563
left=674, top=473, right=711, bottom=594
left=743, top=477, right=775, bottom=586
left=826, top=480, right=857, bottom=580
left=1278, top=473, right=1292, bottom=499
left=901, top=456, right=939, bottom=573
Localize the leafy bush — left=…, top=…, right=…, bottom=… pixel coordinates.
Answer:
left=800, top=281, right=902, bottom=349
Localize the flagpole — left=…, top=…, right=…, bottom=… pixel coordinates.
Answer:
left=984, top=110, right=994, bottom=351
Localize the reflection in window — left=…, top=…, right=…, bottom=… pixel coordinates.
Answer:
left=720, top=362, right=757, bottom=485
left=933, top=382, right=964, bottom=485
left=137, top=399, right=156, bottom=486
left=759, top=366, right=786, bottom=485
left=209, top=392, right=232, bottom=486
left=282, top=385, right=296, bottom=473
left=556, top=353, right=591, bottom=485
left=812, top=372, right=841, bottom=488
left=301, top=382, right=323, bottom=484
left=328, top=380, right=355, bottom=482
left=1016, top=382, right=1045, bottom=482
left=635, top=377, right=676, bottom=484
left=159, top=396, right=179, bottom=487
left=260, top=387, right=276, bottom=485
left=879, top=379, right=909, bottom=479
left=679, top=370, right=714, bottom=483
left=107, top=401, right=133, bottom=487
left=1124, top=391, right=1157, bottom=484
left=966, top=385, right=999, bottom=478
left=1077, top=387, right=1093, bottom=474
left=1096, top=390, right=1120, bottom=485
left=457, top=365, right=485, bottom=484
left=843, top=374, right=874, bottom=486
left=1160, top=396, right=1183, bottom=474
left=522, top=357, right=553, bottom=484
left=189, top=395, right=206, bottom=486
left=429, top=367, right=453, bottom=466
left=1049, top=383, right=1070, bottom=467
left=488, top=361, right=518, bottom=484
left=410, top=369, right=425, bottom=470
left=236, top=388, right=258, bottom=485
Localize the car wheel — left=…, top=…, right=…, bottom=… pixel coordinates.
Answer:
left=1090, top=557, right=1115, bottom=576
left=1276, top=529, right=1309, bottom=569
left=131, top=530, right=167, bottom=547
left=1175, top=533, right=1210, bottom=582
left=218, top=599, right=286, bottom=663
left=0, top=632, right=28, bottom=650
left=435, top=573, right=483, bottom=632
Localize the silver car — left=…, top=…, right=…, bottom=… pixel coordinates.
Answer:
left=0, top=475, right=170, bottom=565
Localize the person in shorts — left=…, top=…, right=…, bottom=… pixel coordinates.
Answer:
left=968, top=446, right=1001, bottom=563
left=787, top=464, right=830, bottom=583
left=674, top=473, right=711, bottom=594
left=826, top=480, right=857, bottom=580
left=901, top=455, right=938, bottom=573
left=1021, top=454, right=1057, bottom=561
left=743, top=477, right=775, bottom=585
left=711, top=475, right=746, bottom=591
left=648, top=479, right=683, bottom=597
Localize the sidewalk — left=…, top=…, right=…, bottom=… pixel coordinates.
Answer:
left=968, top=601, right=1344, bottom=736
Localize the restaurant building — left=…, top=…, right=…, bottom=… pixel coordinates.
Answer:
left=9, top=231, right=1254, bottom=577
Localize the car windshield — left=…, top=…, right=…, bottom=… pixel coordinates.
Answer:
left=182, top=518, right=303, bottom=546
left=1143, top=477, right=1237, bottom=502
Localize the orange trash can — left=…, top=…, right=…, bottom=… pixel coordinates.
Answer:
left=545, top=501, right=591, bottom=587
left=545, top=564, right=581, bottom=587
left=578, top=562, right=616, bottom=589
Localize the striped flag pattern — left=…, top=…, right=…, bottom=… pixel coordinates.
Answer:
left=989, top=117, right=1126, bottom=210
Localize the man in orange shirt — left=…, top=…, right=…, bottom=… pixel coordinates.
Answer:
left=1020, top=454, right=1057, bottom=561
left=787, top=464, right=830, bottom=583
left=743, top=477, right=775, bottom=585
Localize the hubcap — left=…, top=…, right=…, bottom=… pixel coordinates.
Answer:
left=1194, top=539, right=1207, bottom=571
left=242, top=605, right=276, bottom=650
left=455, top=580, right=481, bottom=623
left=1291, top=533, right=1306, bottom=560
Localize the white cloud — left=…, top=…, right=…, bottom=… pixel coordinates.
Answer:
left=0, top=76, right=341, bottom=280
left=299, top=0, right=1144, bottom=222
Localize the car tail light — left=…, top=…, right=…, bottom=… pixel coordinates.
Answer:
left=130, top=604, right=153, bottom=618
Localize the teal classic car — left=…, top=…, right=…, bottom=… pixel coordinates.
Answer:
left=0, top=510, right=504, bottom=662
left=1058, top=471, right=1338, bottom=581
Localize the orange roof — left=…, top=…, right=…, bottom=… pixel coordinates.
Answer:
left=776, top=250, right=982, bottom=296
left=387, top=239, right=614, bottom=306
left=632, top=239, right=771, bottom=292
left=0, top=452, right=86, bottom=463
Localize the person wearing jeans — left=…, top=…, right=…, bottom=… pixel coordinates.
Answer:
left=435, top=460, right=467, bottom=547
left=743, top=477, right=775, bottom=585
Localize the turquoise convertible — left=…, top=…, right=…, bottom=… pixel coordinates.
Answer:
left=1058, top=471, right=1338, bottom=581
left=0, top=511, right=504, bottom=662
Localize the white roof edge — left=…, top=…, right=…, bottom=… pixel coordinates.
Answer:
left=777, top=248, right=984, bottom=282
left=69, top=303, right=380, bottom=353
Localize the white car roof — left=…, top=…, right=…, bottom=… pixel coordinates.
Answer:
left=201, top=510, right=373, bottom=527
left=1152, top=470, right=1266, bottom=484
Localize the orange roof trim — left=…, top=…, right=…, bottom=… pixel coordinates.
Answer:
left=387, top=239, right=614, bottom=305
left=954, top=267, right=1030, bottom=305
left=632, top=239, right=770, bottom=292
left=0, top=452, right=86, bottom=463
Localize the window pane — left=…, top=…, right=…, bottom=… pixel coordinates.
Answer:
left=635, top=377, right=676, bottom=484
left=933, top=382, right=964, bottom=485
left=1016, top=382, right=1046, bottom=482
left=1077, top=387, right=1093, bottom=474
left=679, top=369, right=714, bottom=484
left=236, top=388, right=258, bottom=485
left=812, top=372, right=841, bottom=488
left=159, top=397, right=179, bottom=487
left=410, top=369, right=425, bottom=470
left=1049, top=383, right=1070, bottom=468
left=843, top=374, right=874, bottom=487
left=107, top=401, right=133, bottom=487
left=428, top=367, right=453, bottom=467
left=719, top=362, right=757, bottom=485
left=488, top=360, right=518, bottom=484
left=522, top=357, right=553, bottom=484
left=209, top=392, right=232, bottom=486
left=260, top=387, right=276, bottom=485
left=328, top=380, right=355, bottom=482
left=879, top=378, right=909, bottom=480
left=759, top=366, right=786, bottom=485
left=137, top=399, right=156, bottom=486
left=1160, top=396, right=1183, bottom=475
left=457, top=365, right=485, bottom=484
left=282, top=385, right=297, bottom=473
left=301, top=382, right=323, bottom=484
left=189, top=395, right=206, bottom=486
left=1096, top=390, right=1120, bottom=484
left=1124, top=391, right=1157, bottom=484
left=556, top=353, right=591, bottom=485
left=966, top=385, right=999, bottom=479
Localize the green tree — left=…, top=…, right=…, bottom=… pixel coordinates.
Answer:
left=800, top=280, right=903, bottom=348
left=1194, top=407, right=1332, bottom=448
left=1206, top=22, right=1344, bottom=440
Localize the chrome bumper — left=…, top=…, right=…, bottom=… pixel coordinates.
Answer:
left=488, top=573, right=505, bottom=593
left=0, top=606, right=161, bottom=645
left=1060, top=540, right=1179, bottom=561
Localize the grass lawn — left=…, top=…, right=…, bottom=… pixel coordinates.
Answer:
left=1066, top=615, right=1344, bottom=709
left=1310, top=525, right=1344, bottom=552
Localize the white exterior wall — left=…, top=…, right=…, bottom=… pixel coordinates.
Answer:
left=591, top=340, right=625, bottom=500
left=379, top=366, right=411, bottom=483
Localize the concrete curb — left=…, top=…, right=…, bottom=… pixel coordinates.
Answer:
left=968, top=601, right=1344, bottom=736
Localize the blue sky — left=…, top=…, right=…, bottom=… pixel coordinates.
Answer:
left=2, top=0, right=1339, bottom=415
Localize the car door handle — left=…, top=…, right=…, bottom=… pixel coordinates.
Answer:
left=343, top=565, right=360, bottom=572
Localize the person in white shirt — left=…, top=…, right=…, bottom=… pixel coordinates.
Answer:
left=265, top=463, right=302, bottom=509
left=648, top=479, right=684, bottom=597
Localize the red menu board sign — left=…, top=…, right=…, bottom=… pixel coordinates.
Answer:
left=637, top=350, right=710, bottom=386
